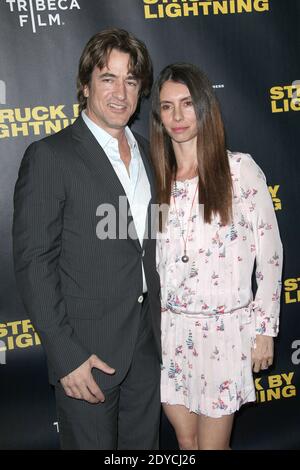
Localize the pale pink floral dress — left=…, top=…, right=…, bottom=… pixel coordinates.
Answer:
left=157, top=152, right=283, bottom=417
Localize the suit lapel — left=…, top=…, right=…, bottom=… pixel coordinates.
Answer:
left=71, top=116, right=141, bottom=250
left=72, top=116, right=125, bottom=202
left=134, top=133, right=157, bottom=250
left=134, top=133, right=156, bottom=201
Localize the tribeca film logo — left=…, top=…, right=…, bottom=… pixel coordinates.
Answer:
left=5, top=0, right=81, bottom=33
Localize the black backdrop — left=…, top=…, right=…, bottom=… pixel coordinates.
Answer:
left=0, top=0, right=299, bottom=450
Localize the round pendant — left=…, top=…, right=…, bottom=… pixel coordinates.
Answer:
left=181, top=255, right=189, bottom=263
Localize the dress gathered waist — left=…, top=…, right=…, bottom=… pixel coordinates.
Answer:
left=163, top=302, right=253, bottom=319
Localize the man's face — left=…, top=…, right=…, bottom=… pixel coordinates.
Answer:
left=84, top=49, right=140, bottom=136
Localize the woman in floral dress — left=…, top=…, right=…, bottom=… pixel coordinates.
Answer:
left=150, top=63, right=283, bottom=450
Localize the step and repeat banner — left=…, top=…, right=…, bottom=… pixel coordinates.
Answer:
left=0, top=0, right=299, bottom=449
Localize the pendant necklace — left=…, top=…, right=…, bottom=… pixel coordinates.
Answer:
left=173, top=179, right=199, bottom=263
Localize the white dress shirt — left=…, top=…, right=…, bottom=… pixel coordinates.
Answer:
left=82, top=111, right=151, bottom=292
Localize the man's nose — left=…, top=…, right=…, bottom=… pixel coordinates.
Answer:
left=113, top=80, right=126, bottom=100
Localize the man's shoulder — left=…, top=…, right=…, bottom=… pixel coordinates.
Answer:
left=26, top=119, right=77, bottom=160
left=41, top=121, right=74, bottom=148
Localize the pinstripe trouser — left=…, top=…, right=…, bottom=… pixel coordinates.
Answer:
left=54, top=296, right=161, bottom=450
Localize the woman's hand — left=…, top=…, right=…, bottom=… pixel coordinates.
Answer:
left=251, top=335, right=274, bottom=373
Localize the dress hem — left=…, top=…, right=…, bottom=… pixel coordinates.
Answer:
left=161, top=388, right=256, bottom=418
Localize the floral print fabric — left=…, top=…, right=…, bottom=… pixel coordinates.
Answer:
left=157, top=152, right=283, bottom=416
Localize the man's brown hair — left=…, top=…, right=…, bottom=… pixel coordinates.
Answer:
left=77, top=28, right=153, bottom=113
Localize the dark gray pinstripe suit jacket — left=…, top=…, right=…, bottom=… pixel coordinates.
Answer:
left=13, top=116, right=161, bottom=387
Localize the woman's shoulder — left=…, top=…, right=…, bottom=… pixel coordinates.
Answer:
left=227, top=150, right=268, bottom=206
left=227, top=150, right=264, bottom=180
left=227, top=149, right=253, bottom=166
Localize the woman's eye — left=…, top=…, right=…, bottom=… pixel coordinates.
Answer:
left=184, top=100, right=193, bottom=107
left=161, top=104, right=171, bottom=111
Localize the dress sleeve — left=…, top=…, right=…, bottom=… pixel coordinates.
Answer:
left=239, top=154, right=283, bottom=337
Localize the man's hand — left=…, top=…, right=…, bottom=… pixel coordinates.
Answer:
left=60, top=354, right=115, bottom=403
left=251, top=335, right=274, bottom=373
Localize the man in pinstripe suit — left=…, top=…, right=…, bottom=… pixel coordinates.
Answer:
left=13, top=29, right=161, bottom=449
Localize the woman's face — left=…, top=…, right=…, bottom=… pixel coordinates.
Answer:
left=159, top=80, right=198, bottom=144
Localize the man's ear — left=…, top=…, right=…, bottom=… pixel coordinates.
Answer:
left=83, top=85, right=89, bottom=98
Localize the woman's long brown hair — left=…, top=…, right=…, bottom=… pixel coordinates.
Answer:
left=150, top=63, right=232, bottom=229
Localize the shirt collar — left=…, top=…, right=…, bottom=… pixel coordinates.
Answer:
left=82, top=110, right=137, bottom=152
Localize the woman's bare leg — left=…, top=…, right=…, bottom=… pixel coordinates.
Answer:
left=163, top=403, right=198, bottom=450
left=197, top=413, right=235, bottom=450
